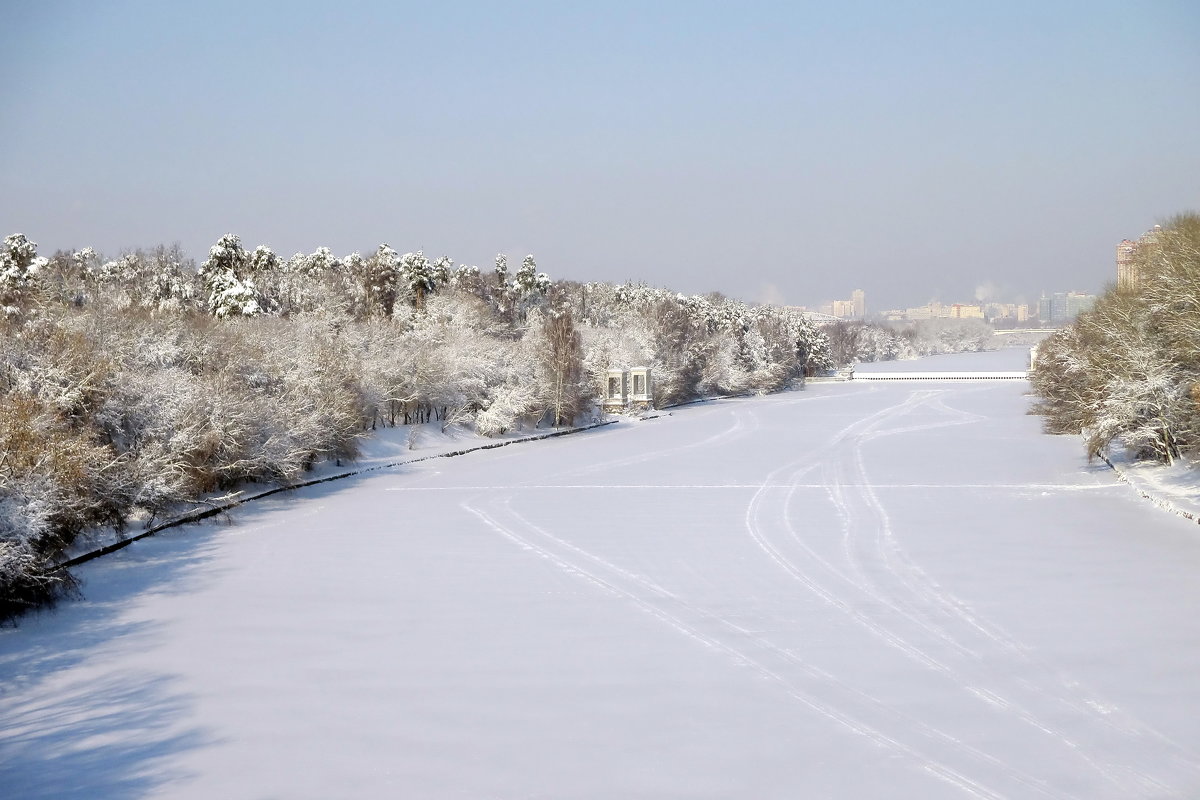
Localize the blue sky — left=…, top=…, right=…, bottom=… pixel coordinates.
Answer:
left=2, top=1, right=1197, bottom=310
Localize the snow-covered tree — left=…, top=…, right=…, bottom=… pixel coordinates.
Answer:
left=247, top=245, right=281, bottom=277
left=509, top=254, right=550, bottom=322
left=0, top=233, right=47, bottom=312
left=450, top=264, right=483, bottom=296
left=200, top=234, right=260, bottom=317
left=1032, top=214, right=1200, bottom=465
left=360, top=244, right=401, bottom=318
left=400, top=250, right=438, bottom=310
left=432, top=255, right=453, bottom=287
left=532, top=308, right=588, bottom=426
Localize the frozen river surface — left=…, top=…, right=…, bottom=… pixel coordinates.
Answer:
left=4, top=350, right=1200, bottom=799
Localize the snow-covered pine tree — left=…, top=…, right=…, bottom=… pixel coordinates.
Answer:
left=451, top=264, right=483, bottom=296
left=363, top=244, right=401, bottom=318
left=511, top=255, right=550, bottom=321
left=0, top=234, right=47, bottom=312
left=432, top=256, right=453, bottom=288
left=400, top=251, right=436, bottom=310
left=199, top=234, right=260, bottom=318
left=243, top=245, right=282, bottom=313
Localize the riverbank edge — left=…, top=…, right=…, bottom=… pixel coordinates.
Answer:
left=53, top=418, right=621, bottom=572
left=1095, top=447, right=1200, bottom=527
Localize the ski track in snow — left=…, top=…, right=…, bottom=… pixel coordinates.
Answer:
left=463, top=385, right=1200, bottom=798
left=835, top=390, right=1200, bottom=765
left=463, top=498, right=1023, bottom=800
left=752, top=387, right=1197, bottom=796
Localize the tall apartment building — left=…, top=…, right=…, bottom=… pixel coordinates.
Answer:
left=1117, top=224, right=1162, bottom=290
left=1116, top=239, right=1138, bottom=290
left=829, top=299, right=854, bottom=318
left=821, top=289, right=866, bottom=320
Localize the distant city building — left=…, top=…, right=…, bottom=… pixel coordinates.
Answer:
left=1117, top=224, right=1162, bottom=290
left=950, top=304, right=984, bottom=319
left=851, top=289, right=865, bottom=319
left=883, top=300, right=1031, bottom=325
left=1037, top=292, right=1096, bottom=325
left=897, top=300, right=948, bottom=320
left=831, top=299, right=855, bottom=318
left=819, top=289, right=866, bottom=320
left=981, top=302, right=1030, bottom=324
left=1116, top=239, right=1138, bottom=290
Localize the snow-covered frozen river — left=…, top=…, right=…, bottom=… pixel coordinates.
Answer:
left=4, top=348, right=1200, bottom=799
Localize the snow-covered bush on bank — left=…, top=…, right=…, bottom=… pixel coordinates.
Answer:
left=1032, top=213, right=1200, bottom=465
left=0, top=232, right=832, bottom=620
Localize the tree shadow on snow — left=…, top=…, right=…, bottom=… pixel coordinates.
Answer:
left=0, top=525, right=225, bottom=799
left=0, top=466, right=428, bottom=798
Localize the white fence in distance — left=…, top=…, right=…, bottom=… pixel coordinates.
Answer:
left=852, top=371, right=1029, bottom=381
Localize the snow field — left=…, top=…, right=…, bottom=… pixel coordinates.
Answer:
left=2, top=349, right=1200, bottom=798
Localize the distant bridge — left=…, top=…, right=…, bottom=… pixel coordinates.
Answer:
left=852, top=371, right=1029, bottom=381
left=992, top=328, right=1057, bottom=335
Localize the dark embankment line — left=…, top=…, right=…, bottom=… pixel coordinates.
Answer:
left=1095, top=450, right=1200, bottom=526
left=54, top=420, right=619, bottom=571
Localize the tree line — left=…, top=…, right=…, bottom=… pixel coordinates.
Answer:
left=1031, top=213, right=1200, bottom=465
left=822, top=317, right=994, bottom=367
left=0, top=232, right=834, bottom=620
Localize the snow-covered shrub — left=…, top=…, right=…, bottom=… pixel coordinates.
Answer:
left=0, top=390, right=117, bottom=621
left=475, top=380, right=540, bottom=436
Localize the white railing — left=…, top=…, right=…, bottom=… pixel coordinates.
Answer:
left=852, top=371, right=1028, bottom=381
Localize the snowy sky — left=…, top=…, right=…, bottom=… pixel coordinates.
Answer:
left=1, top=0, right=1197, bottom=310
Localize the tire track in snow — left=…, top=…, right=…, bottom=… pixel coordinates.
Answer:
left=818, top=388, right=1194, bottom=795
left=842, top=390, right=1197, bottom=758
left=550, top=406, right=760, bottom=483
left=461, top=496, right=1027, bottom=800
left=537, top=382, right=868, bottom=486
left=490, top=497, right=1077, bottom=800
left=740, top=389, right=1175, bottom=796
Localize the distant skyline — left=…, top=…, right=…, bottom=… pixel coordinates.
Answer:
left=2, top=1, right=1197, bottom=310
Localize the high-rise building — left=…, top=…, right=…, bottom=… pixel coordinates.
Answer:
left=851, top=289, right=865, bottom=319
left=1117, top=224, right=1162, bottom=290
left=821, top=290, right=867, bottom=320
left=830, top=299, right=856, bottom=318
left=1116, top=239, right=1138, bottom=290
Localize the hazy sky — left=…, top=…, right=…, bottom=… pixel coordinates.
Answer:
left=2, top=1, right=1197, bottom=310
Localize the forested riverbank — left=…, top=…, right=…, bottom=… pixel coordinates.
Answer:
left=0, top=233, right=835, bottom=619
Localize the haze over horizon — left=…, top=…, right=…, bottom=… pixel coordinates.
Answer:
left=2, top=1, right=1197, bottom=311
